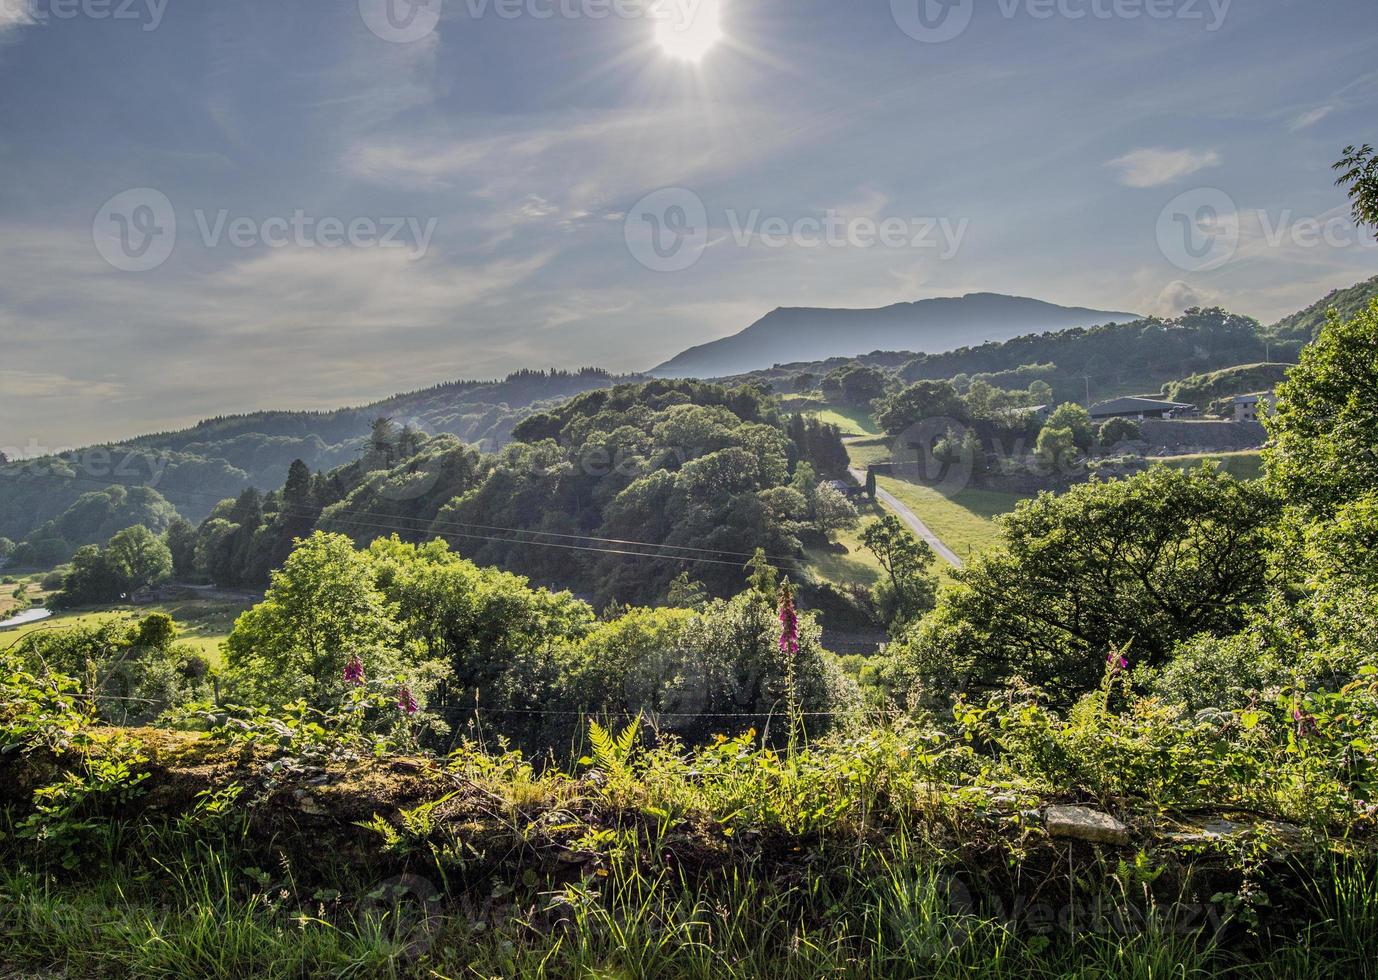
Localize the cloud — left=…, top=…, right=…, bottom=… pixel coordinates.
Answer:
left=1289, top=106, right=1336, bottom=131
left=1149, top=280, right=1213, bottom=316
left=0, top=4, right=32, bottom=35
left=1107, top=148, right=1222, bottom=188
left=342, top=106, right=802, bottom=214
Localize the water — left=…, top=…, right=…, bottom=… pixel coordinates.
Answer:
left=0, top=607, right=52, bottom=630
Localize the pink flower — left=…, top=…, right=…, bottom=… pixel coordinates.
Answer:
left=397, top=686, right=419, bottom=716
left=1293, top=706, right=1318, bottom=738
left=778, top=584, right=799, bottom=656
left=343, top=655, right=365, bottom=687
left=1107, top=650, right=1129, bottom=673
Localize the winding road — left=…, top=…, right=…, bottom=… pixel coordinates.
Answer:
left=849, top=466, right=964, bottom=569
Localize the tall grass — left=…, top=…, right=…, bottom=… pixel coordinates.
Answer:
left=3, top=833, right=1375, bottom=979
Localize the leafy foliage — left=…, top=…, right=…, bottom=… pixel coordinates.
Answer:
left=894, top=465, right=1281, bottom=703
left=1264, top=301, right=1378, bottom=519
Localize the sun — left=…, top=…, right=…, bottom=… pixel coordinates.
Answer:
left=654, top=0, right=724, bottom=63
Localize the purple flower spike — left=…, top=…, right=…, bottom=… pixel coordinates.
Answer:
left=343, top=655, right=365, bottom=687
left=397, top=686, right=419, bottom=716
left=778, top=585, right=799, bottom=656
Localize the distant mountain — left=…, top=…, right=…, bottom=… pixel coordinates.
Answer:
left=649, top=293, right=1141, bottom=379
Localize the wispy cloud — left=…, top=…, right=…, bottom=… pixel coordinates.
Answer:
left=1289, top=105, right=1336, bottom=131
left=1107, top=148, right=1222, bottom=188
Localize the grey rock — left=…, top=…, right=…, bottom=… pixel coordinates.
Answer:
left=1044, top=805, right=1130, bottom=845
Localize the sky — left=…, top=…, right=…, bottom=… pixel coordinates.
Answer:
left=1, top=0, right=1375, bottom=450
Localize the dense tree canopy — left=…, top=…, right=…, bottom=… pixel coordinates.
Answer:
left=1264, top=301, right=1378, bottom=519
left=894, top=465, right=1281, bottom=702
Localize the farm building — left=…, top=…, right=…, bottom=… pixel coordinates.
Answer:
left=1089, top=396, right=1198, bottom=421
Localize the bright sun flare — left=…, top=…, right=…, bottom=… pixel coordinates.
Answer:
left=655, top=0, right=724, bottom=62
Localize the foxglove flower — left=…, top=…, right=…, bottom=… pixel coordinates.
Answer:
left=343, top=654, right=365, bottom=687
left=1293, top=706, right=1318, bottom=738
left=778, top=584, right=799, bottom=655
left=1107, top=650, right=1129, bottom=673
left=397, top=686, right=419, bottom=716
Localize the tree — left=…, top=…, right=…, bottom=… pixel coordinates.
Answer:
left=1027, top=380, right=1054, bottom=405
left=875, top=381, right=967, bottom=436
left=1034, top=426, right=1077, bottom=472
left=743, top=548, right=780, bottom=599
left=1098, top=417, right=1142, bottom=448
left=828, top=365, right=890, bottom=408
left=664, top=572, right=709, bottom=609
left=104, top=525, right=172, bottom=593
left=283, top=459, right=313, bottom=510
left=164, top=517, right=199, bottom=581
left=1334, top=143, right=1378, bottom=231
left=1043, top=402, right=1094, bottom=450
left=225, top=532, right=400, bottom=707
left=1264, top=301, right=1378, bottom=518
left=861, top=515, right=938, bottom=629
left=810, top=481, right=858, bottom=534
left=895, top=465, right=1281, bottom=703
left=53, top=545, right=120, bottom=608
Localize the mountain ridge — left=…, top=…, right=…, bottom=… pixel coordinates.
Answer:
left=650, top=293, right=1142, bottom=379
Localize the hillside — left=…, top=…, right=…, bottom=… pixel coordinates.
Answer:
left=125, top=368, right=640, bottom=485
left=1163, top=362, right=1295, bottom=416
left=721, top=307, right=1275, bottom=409
left=0, top=369, right=635, bottom=541
left=649, top=293, right=1140, bottom=378
left=1266, top=273, right=1378, bottom=345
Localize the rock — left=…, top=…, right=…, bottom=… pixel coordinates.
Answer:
left=291, top=789, right=330, bottom=817
left=1044, top=805, right=1130, bottom=845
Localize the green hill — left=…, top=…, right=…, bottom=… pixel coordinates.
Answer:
left=1162, top=362, right=1295, bottom=417
left=1266, top=274, right=1378, bottom=345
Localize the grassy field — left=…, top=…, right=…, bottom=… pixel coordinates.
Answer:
left=810, top=405, right=880, bottom=437
left=0, top=573, right=56, bottom=617
left=1154, top=450, right=1264, bottom=481
left=786, top=396, right=882, bottom=437
left=803, top=501, right=887, bottom=588
left=877, top=477, right=1027, bottom=571
left=839, top=436, right=1026, bottom=579
left=843, top=435, right=893, bottom=469
left=0, top=597, right=253, bottom=665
